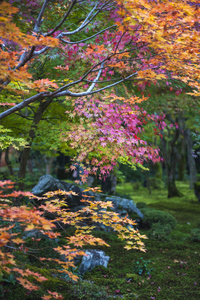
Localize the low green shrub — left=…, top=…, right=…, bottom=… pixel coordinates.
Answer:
left=150, top=222, right=172, bottom=241
left=136, top=202, right=147, bottom=209
left=190, top=228, right=200, bottom=242
left=141, top=208, right=177, bottom=229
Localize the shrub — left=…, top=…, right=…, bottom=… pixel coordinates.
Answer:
left=136, top=202, right=147, bottom=209
left=150, top=223, right=172, bottom=241
left=190, top=228, right=200, bottom=242
left=141, top=208, right=177, bottom=229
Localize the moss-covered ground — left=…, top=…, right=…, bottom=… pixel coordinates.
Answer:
left=1, top=181, right=200, bottom=299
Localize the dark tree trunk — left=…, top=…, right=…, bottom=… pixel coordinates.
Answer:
left=186, top=129, right=197, bottom=189
left=5, top=147, right=14, bottom=176
left=167, top=162, right=181, bottom=198
left=18, top=99, right=52, bottom=190
left=161, top=118, right=182, bottom=198
left=177, top=136, right=186, bottom=181
left=45, top=156, right=55, bottom=175
left=101, top=173, right=117, bottom=195
left=0, top=150, right=2, bottom=167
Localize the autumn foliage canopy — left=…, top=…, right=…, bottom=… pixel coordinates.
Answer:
left=0, top=0, right=200, bottom=298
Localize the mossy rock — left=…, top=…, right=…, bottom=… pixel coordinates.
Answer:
left=140, top=208, right=177, bottom=229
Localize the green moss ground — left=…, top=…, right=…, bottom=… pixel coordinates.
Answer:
left=1, top=181, right=200, bottom=299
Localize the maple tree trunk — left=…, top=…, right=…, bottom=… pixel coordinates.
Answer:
left=18, top=99, right=53, bottom=190
left=0, top=150, right=2, bottom=167
left=45, top=156, right=55, bottom=175
left=177, top=136, right=186, bottom=181
left=101, top=172, right=117, bottom=195
left=161, top=126, right=181, bottom=198
left=167, top=163, right=181, bottom=198
left=5, top=147, right=14, bottom=176
left=186, top=129, right=197, bottom=189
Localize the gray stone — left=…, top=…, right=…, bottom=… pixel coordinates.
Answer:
left=32, top=175, right=65, bottom=196
left=105, top=196, right=143, bottom=219
left=32, top=175, right=85, bottom=208
left=23, top=229, right=44, bottom=239
left=22, top=229, right=59, bottom=243
left=78, top=249, right=110, bottom=275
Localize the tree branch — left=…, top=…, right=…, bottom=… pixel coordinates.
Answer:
left=58, top=0, right=111, bottom=37
left=61, top=25, right=116, bottom=44
left=0, top=92, right=50, bottom=120
left=53, top=72, right=138, bottom=98
left=34, top=0, right=50, bottom=33
left=0, top=72, right=138, bottom=120
left=44, top=0, right=77, bottom=37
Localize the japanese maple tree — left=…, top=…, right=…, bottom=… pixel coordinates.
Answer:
left=0, top=0, right=165, bottom=184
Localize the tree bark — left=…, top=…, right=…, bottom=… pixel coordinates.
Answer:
left=161, top=120, right=182, bottom=198
left=101, top=172, right=117, bottom=195
left=177, top=136, right=186, bottom=181
left=18, top=99, right=53, bottom=190
left=0, top=150, right=2, bottom=167
left=45, top=156, right=55, bottom=175
left=5, top=147, right=14, bottom=176
left=185, top=129, right=197, bottom=189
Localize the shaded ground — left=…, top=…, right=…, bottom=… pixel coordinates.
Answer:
left=1, top=181, right=200, bottom=299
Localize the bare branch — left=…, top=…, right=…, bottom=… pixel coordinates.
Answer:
left=0, top=71, right=138, bottom=120
left=59, top=0, right=112, bottom=37
left=33, top=46, right=50, bottom=57
left=61, top=25, right=116, bottom=44
left=59, top=3, right=98, bottom=37
left=44, top=0, right=77, bottom=37
left=114, top=31, right=126, bottom=53
left=0, top=92, right=50, bottom=120
left=53, top=72, right=138, bottom=98
left=34, top=0, right=50, bottom=33
left=87, top=62, right=104, bottom=93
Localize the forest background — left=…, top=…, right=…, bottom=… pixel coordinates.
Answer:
left=1, top=0, right=200, bottom=299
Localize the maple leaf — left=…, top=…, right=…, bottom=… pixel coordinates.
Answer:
left=12, top=238, right=24, bottom=244
left=17, top=277, right=39, bottom=291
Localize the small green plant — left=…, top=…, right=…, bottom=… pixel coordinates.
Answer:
left=132, top=257, right=153, bottom=276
